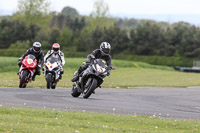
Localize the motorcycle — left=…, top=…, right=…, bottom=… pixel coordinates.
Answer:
left=18, top=54, right=37, bottom=88
left=43, top=57, right=61, bottom=89
left=71, top=59, right=115, bottom=98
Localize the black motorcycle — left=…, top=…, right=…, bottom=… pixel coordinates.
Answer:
left=71, top=59, right=115, bottom=98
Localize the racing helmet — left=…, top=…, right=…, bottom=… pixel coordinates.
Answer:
left=33, top=42, right=41, bottom=53
left=52, top=43, right=60, bottom=53
left=100, top=42, right=111, bottom=55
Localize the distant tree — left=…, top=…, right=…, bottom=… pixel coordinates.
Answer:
left=49, top=29, right=60, bottom=44
left=57, top=27, right=73, bottom=49
left=13, top=0, right=51, bottom=30
left=9, top=40, right=30, bottom=49
left=0, top=19, right=40, bottom=48
left=88, top=26, right=130, bottom=54
left=101, top=26, right=129, bottom=54
left=50, top=14, right=69, bottom=30
left=34, top=30, right=49, bottom=45
left=61, top=6, right=79, bottom=17
left=91, top=0, right=109, bottom=18
left=50, top=14, right=86, bottom=32
left=169, top=22, right=200, bottom=57
left=70, top=17, right=86, bottom=31
left=115, top=18, right=139, bottom=30
left=76, top=27, right=92, bottom=52
left=89, top=0, right=114, bottom=30
left=91, top=27, right=104, bottom=49
left=130, top=22, right=164, bottom=55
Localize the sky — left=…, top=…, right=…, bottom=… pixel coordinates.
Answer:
left=0, top=0, right=200, bottom=25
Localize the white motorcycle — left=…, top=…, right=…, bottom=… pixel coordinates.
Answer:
left=43, top=57, right=61, bottom=89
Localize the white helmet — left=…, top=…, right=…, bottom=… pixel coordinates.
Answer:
left=100, top=42, right=111, bottom=55
left=33, top=42, right=41, bottom=53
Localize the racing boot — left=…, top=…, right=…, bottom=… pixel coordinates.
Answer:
left=59, top=74, right=62, bottom=80
left=59, top=70, right=64, bottom=80
left=71, top=75, right=79, bottom=82
left=32, top=69, right=40, bottom=81
left=32, top=74, right=36, bottom=81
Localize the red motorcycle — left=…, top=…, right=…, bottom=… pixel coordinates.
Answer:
left=19, top=54, right=37, bottom=88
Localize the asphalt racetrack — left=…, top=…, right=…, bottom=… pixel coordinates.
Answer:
left=0, top=87, right=200, bottom=120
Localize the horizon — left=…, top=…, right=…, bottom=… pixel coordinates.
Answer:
left=1, top=9, right=200, bottom=26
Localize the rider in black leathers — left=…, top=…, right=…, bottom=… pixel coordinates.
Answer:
left=71, top=42, right=112, bottom=82
left=18, top=42, right=44, bottom=81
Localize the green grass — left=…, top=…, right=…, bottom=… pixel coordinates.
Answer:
left=1, top=56, right=200, bottom=88
left=0, top=57, right=19, bottom=72
left=104, top=68, right=200, bottom=88
left=0, top=106, right=200, bottom=133
left=0, top=57, right=172, bottom=72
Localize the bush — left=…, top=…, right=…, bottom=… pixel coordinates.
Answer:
left=0, top=48, right=195, bottom=67
left=0, top=49, right=26, bottom=57
left=0, top=49, right=87, bottom=58
left=114, top=54, right=194, bottom=67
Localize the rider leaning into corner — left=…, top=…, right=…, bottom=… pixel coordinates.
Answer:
left=71, top=42, right=112, bottom=82
left=18, top=42, right=44, bottom=81
left=43, top=43, right=65, bottom=79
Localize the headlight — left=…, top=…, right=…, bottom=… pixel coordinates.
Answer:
left=27, top=59, right=33, bottom=64
left=96, top=64, right=105, bottom=73
left=97, top=67, right=103, bottom=73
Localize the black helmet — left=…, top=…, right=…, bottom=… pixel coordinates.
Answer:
left=100, top=42, right=111, bottom=55
left=33, top=42, right=41, bottom=53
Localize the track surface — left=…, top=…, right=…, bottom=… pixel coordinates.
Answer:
left=0, top=87, right=200, bottom=120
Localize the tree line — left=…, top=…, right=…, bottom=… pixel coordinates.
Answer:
left=0, top=0, right=200, bottom=58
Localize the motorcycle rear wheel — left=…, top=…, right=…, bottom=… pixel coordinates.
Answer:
left=71, top=84, right=81, bottom=97
left=19, top=70, right=28, bottom=88
left=83, top=78, right=97, bottom=99
left=51, top=83, right=56, bottom=89
left=46, top=73, right=52, bottom=89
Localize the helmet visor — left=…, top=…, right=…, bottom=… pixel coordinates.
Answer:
left=103, top=48, right=110, bottom=54
left=53, top=48, right=59, bottom=52
left=34, top=47, right=40, bottom=52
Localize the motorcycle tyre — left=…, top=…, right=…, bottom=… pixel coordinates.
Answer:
left=83, top=78, right=97, bottom=99
left=19, top=70, right=28, bottom=88
left=51, top=83, right=56, bottom=89
left=71, top=84, right=81, bottom=97
left=46, top=73, right=52, bottom=89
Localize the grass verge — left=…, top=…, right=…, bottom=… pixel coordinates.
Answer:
left=1, top=57, right=200, bottom=88
left=1, top=68, right=200, bottom=88
left=0, top=106, right=200, bottom=133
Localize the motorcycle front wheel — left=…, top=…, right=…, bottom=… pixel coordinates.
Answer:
left=83, top=78, right=97, bottom=99
left=19, top=70, right=28, bottom=88
left=46, top=73, right=52, bottom=89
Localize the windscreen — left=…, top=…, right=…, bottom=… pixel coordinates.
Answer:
left=47, top=57, right=58, bottom=64
left=27, top=54, right=36, bottom=60
left=95, top=59, right=107, bottom=68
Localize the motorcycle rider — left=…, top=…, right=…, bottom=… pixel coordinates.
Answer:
left=71, top=42, right=112, bottom=82
left=43, top=43, right=65, bottom=79
left=18, top=42, right=44, bottom=81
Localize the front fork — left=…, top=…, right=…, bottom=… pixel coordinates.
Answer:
left=19, top=70, right=32, bottom=84
left=85, top=78, right=92, bottom=89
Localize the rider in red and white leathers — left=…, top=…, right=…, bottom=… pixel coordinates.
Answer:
left=44, top=43, right=65, bottom=79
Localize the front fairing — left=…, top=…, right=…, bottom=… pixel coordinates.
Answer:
left=44, top=59, right=60, bottom=80
left=21, top=56, right=37, bottom=73
left=79, top=66, right=104, bottom=90
left=45, top=62, right=59, bottom=71
left=92, top=60, right=108, bottom=77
